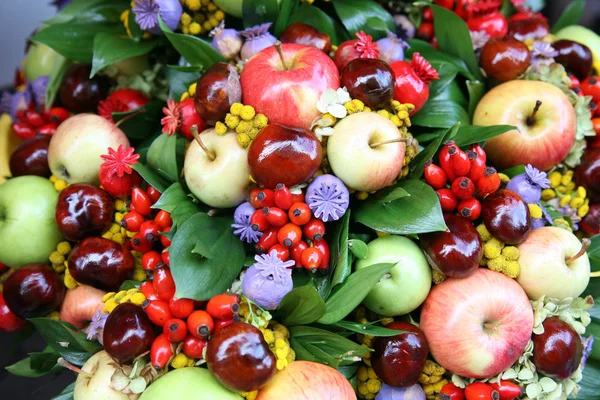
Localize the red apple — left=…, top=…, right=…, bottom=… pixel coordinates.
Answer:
left=473, top=80, right=576, bottom=171
left=240, top=43, right=339, bottom=130
left=420, top=269, right=533, bottom=379
left=60, top=285, right=106, bottom=329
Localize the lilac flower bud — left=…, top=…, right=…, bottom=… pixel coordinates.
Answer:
left=242, top=251, right=294, bottom=310
left=240, top=23, right=277, bottom=61
left=210, top=21, right=242, bottom=60
left=377, top=31, right=409, bottom=63
left=30, top=75, right=49, bottom=107
left=305, top=174, right=350, bottom=222
left=375, top=383, right=426, bottom=400
left=133, top=0, right=182, bottom=36
left=9, top=90, right=31, bottom=121
left=232, top=202, right=262, bottom=243
left=506, top=165, right=550, bottom=203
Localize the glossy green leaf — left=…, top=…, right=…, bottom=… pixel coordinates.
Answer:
left=112, top=100, right=164, bottom=141
left=411, top=99, right=470, bottom=129
left=52, top=382, right=76, bottom=400
left=430, top=5, right=482, bottom=81
left=453, top=125, right=517, bottom=147
left=44, top=55, right=72, bottom=111
left=91, top=33, right=157, bottom=77
left=333, top=321, right=404, bottom=337
left=318, top=263, right=395, bottom=324
left=583, top=235, right=600, bottom=319
left=348, top=239, right=368, bottom=259
left=119, top=280, right=142, bottom=290
left=332, top=0, right=395, bottom=40
left=6, top=348, right=62, bottom=378
left=127, top=9, right=144, bottom=42
left=170, top=213, right=245, bottom=300
left=242, top=0, right=280, bottom=28
left=45, top=0, right=129, bottom=24
left=159, top=16, right=225, bottom=67
left=354, top=179, right=447, bottom=234
left=552, top=0, right=584, bottom=33
left=146, top=133, right=185, bottom=183
left=466, top=80, right=485, bottom=118
left=577, top=360, right=600, bottom=400
left=131, top=163, right=170, bottom=193
left=287, top=4, right=349, bottom=45
left=330, top=210, right=351, bottom=289
left=167, top=64, right=203, bottom=100
left=274, top=0, right=298, bottom=36
left=407, top=40, right=474, bottom=80
left=409, top=123, right=460, bottom=179
left=502, top=165, right=526, bottom=179
left=152, top=183, right=188, bottom=212
left=278, top=285, right=327, bottom=325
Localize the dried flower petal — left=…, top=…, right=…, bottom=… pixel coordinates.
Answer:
left=232, top=202, right=263, bottom=243
left=411, top=52, right=440, bottom=84
left=305, top=174, right=350, bottom=222
left=355, top=31, right=379, bottom=59
left=161, top=98, right=180, bottom=135
left=100, top=145, right=140, bottom=178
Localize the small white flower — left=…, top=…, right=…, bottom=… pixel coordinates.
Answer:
left=316, top=87, right=350, bottom=119
left=315, top=126, right=334, bottom=141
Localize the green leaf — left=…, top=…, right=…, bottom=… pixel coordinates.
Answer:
left=380, top=187, right=410, bottom=203
left=6, top=350, right=62, bottom=378
left=278, top=285, right=327, bottom=325
left=45, top=55, right=72, bottom=111
left=502, top=165, right=526, bottom=179
left=430, top=5, right=482, bottom=81
left=348, top=239, right=368, bottom=259
left=170, top=213, right=245, bottom=300
left=112, top=100, right=164, bottom=141
left=407, top=40, right=474, bottom=80
left=30, top=22, right=125, bottom=63
left=119, top=280, right=142, bottom=290
left=318, top=263, right=395, bottom=324
left=330, top=210, right=351, bottom=288
left=453, top=125, right=517, bottom=148
left=354, top=180, right=447, bottom=234
left=152, top=183, right=189, bottom=212
left=411, top=99, right=470, bottom=129
left=159, top=16, right=225, bottom=67
left=167, top=64, right=202, bottom=100
left=91, top=33, right=157, bottom=77
left=45, top=0, right=129, bottom=25
left=466, top=80, right=486, bottom=118
left=274, top=0, right=299, bottom=36
left=287, top=4, right=350, bottom=45
left=289, top=325, right=369, bottom=368
left=127, top=9, right=144, bottom=42
left=146, top=133, right=185, bottom=183
left=242, top=0, right=280, bottom=28
left=131, top=163, right=170, bottom=193
left=552, top=0, right=585, bottom=33
left=577, top=360, right=600, bottom=400
left=409, top=123, right=460, bottom=179
left=52, top=382, right=76, bottom=400
left=332, top=0, right=395, bottom=40
left=333, top=321, right=404, bottom=337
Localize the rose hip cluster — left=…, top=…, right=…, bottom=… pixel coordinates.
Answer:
left=247, top=184, right=330, bottom=272
left=425, top=141, right=501, bottom=220
left=573, top=75, right=600, bottom=148
left=11, top=106, right=69, bottom=140
left=440, top=380, right=521, bottom=400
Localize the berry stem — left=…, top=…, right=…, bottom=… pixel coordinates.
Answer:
left=566, top=238, right=591, bottom=265
left=526, top=100, right=542, bottom=126
left=191, top=125, right=216, bottom=161
left=274, top=41, right=288, bottom=71
left=57, top=357, right=93, bottom=379
left=369, top=138, right=407, bottom=148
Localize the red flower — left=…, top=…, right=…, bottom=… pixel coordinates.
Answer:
left=98, top=98, right=129, bottom=121
left=354, top=31, right=379, bottom=59
left=100, top=145, right=140, bottom=178
left=411, top=53, right=440, bottom=84
left=161, top=99, right=181, bottom=135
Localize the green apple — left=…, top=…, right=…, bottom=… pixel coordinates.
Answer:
left=355, top=236, right=431, bottom=316
left=212, top=0, right=281, bottom=18
left=140, top=367, right=242, bottom=400
left=48, top=114, right=130, bottom=185
left=74, top=351, right=129, bottom=400
left=0, top=176, right=62, bottom=267
left=24, top=43, right=59, bottom=82
left=555, top=26, right=600, bottom=72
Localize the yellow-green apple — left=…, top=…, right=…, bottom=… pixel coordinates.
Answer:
left=473, top=80, right=576, bottom=171
left=73, top=351, right=129, bottom=400
left=140, top=367, right=241, bottom=400
left=240, top=43, right=340, bottom=129
left=327, top=112, right=405, bottom=192
left=256, top=361, right=356, bottom=400
left=0, top=176, right=62, bottom=267
left=24, top=43, right=58, bottom=82
left=48, top=114, right=130, bottom=185
left=420, top=268, right=533, bottom=379
left=517, top=227, right=590, bottom=300
left=184, top=128, right=250, bottom=208
left=355, top=236, right=431, bottom=316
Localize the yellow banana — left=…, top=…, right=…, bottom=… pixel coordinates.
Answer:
left=0, top=113, right=22, bottom=184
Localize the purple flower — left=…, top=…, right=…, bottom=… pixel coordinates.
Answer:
left=240, top=23, right=277, bottom=61
left=133, top=0, right=182, bottom=35
left=580, top=335, right=594, bottom=369
left=85, top=310, right=108, bottom=344
left=393, top=15, right=415, bottom=40
left=30, top=76, right=49, bottom=108
left=531, top=42, right=558, bottom=70
left=470, top=30, right=490, bottom=51
left=232, top=202, right=262, bottom=243
left=506, top=164, right=550, bottom=203
left=305, top=174, right=350, bottom=222
left=376, top=383, right=426, bottom=400
left=377, top=31, right=409, bottom=63
left=242, top=251, right=294, bottom=310
left=8, top=90, right=31, bottom=121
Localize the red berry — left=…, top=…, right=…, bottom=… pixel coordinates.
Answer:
left=580, top=76, right=600, bottom=104
left=37, top=122, right=58, bottom=136
left=154, top=210, right=173, bottom=230
left=161, top=250, right=170, bottom=267
left=470, top=144, right=486, bottom=163
left=140, top=280, right=159, bottom=301
left=467, top=12, right=508, bottom=39
left=143, top=299, right=173, bottom=327
left=451, top=148, right=471, bottom=176
left=120, top=211, right=144, bottom=232
left=464, top=383, right=498, bottom=400
left=187, top=310, right=214, bottom=338
left=489, top=381, right=521, bottom=400
left=12, top=122, right=35, bottom=140
left=291, top=240, right=309, bottom=267
left=291, top=192, right=305, bottom=204
left=269, top=244, right=290, bottom=261
left=451, top=177, right=475, bottom=200
left=423, top=7, right=434, bottom=21
left=160, top=227, right=172, bottom=248
left=98, top=88, right=149, bottom=121
left=477, top=167, right=501, bottom=196
left=169, top=298, right=195, bottom=319
left=139, top=220, right=161, bottom=243
left=147, top=186, right=162, bottom=204
left=131, top=187, right=152, bottom=216
left=278, top=223, right=303, bottom=247
left=436, top=188, right=458, bottom=212
left=0, top=293, right=27, bottom=332
left=440, top=383, right=465, bottom=400
left=467, top=150, right=486, bottom=183
left=288, top=202, right=312, bottom=225
left=301, top=247, right=324, bottom=271
left=250, top=188, right=275, bottom=209
left=312, top=239, right=330, bottom=269
left=256, top=226, right=280, bottom=254
left=213, top=318, right=235, bottom=333
left=182, top=335, right=207, bottom=359
left=25, top=110, right=45, bottom=127
left=164, top=318, right=188, bottom=342
left=424, top=161, right=447, bottom=189
left=250, top=209, right=270, bottom=232
left=417, top=21, right=434, bottom=41
left=264, top=207, right=288, bottom=227
left=458, top=198, right=482, bottom=221
left=48, top=107, right=70, bottom=124
left=435, top=0, right=454, bottom=9
left=274, top=184, right=293, bottom=210
left=131, top=233, right=153, bottom=252
left=150, top=333, right=174, bottom=369
left=142, top=250, right=162, bottom=271
left=439, top=140, right=458, bottom=181
left=303, top=218, right=326, bottom=241
left=153, top=266, right=176, bottom=302
left=206, top=294, right=240, bottom=320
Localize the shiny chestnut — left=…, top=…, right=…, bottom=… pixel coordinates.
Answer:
left=103, top=303, right=156, bottom=364
left=280, top=23, right=332, bottom=53
left=482, top=189, right=531, bottom=245
left=480, top=36, right=531, bottom=82
left=58, top=64, right=110, bottom=113
left=194, top=62, right=242, bottom=125
left=532, top=317, right=583, bottom=380
left=9, top=135, right=52, bottom=177
left=341, top=58, right=395, bottom=109
left=553, top=40, right=593, bottom=80
left=508, top=17, right=550, bottom=42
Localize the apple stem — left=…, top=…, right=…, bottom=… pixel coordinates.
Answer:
left=274, top=41, right=289, bottom=71
left=57, top=357, right=93, bottom=379
left=369, top=138, right=407, bottom=148
left=566, top=238, right=591, bottom=265
left=191, top=125, right=216, bottom=161
left=526, top=100, right=542, bottom=126
left=483, top=322, right=497, bottom=333
left=590, top=271, right=600, bottom=278
left=115, top=108, right=145, bottom=128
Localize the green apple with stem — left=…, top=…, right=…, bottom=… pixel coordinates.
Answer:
left=355, top=236, right=432, bottom=316
left=0, top=176, right=62, bottom=267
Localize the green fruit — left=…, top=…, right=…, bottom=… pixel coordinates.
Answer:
left=140, top=368, right=242, bottom=400
left=213, top=0, right=244, bottom=18
left=355, top=236, right=431, bottom=316
left=24, top=43, right=59, bottom=82
left=555, top=26, right=600, bottom=71
left=0, top=176, right=63, bottom=267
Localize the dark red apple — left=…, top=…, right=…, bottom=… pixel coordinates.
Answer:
left=103, top=303, right=156, bottom=364
left=574, top=148, right=600, bottom=203
left=9, top=135, right=52, bottom=177
left=482, top=189, right=531, bottom=245
left=280, top=23, right=331, bottom=53
left=68, top=237, right=134, bottom=292
left=206, top=322, right=276, bottom=392
left=247, top=124, right=322, bottom=189
left=340, top=58, right=395, bottom=109
left=553, top=40, right=593, bottom=80
left=480, top=37, right=531, bottom=82
left=3, top=264, right=65, bottom=318
left=194, top=62, right=241, bottom=126
left=58, top=65, right=110, bottom=113
left=419, top=213, right=483, bottom=278
left=532, top=317, right=583, bottom=380
left=55, top=183, right=114, bottom=241
left=371, top=322, right=429, bottom=388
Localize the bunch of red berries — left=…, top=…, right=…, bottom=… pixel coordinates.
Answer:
left=441, top=381, right=521, bottom=400
left=424, top=141, right=501, bottom=220
left=11, top=106, right=69, bottom=140
left=248, top=184, right=330, bottom=273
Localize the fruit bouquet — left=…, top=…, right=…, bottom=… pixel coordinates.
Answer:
left=1, top=0, right=599, bottom=399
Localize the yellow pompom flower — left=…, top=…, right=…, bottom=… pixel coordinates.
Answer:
left=483, top=238, right=504, bottom=259
left=171, top=353, right=189, bottom=369
left=548, top=171, right=562, bottom=188
left=215, top=121, right=228, bottom=135
left=189, top=22, right=201, bottom=35
left=130, top=293, right=146, bottom=306
left=240, top=105, right=256, bottom=121
left=253, top=114, right=268, bottom=129
left=230, top=103, right=243, bottom=116
left=476, top=224, right=492, bottom=241
left=528, top=203, right=543, bottom=219
left=57, top=242, right=71, bottom=255
left=225, top=114, right=240, bottom=129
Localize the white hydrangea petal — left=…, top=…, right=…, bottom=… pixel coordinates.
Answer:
left=316, top=101, right=328, bottom=114
left=328, top=104, right=347, bottom=119
left=337, top=87, right=351, bottom=103
left=539, top=377, right=558, bottom=393
left=526, top=383, right=542, bottom=399
left=518, top=368, right=534, bottom=380
left=320, top=88, right=338, bottom=105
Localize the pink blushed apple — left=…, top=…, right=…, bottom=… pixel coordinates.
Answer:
left=420, top=268, right=533, bottom=379
left=240, top=43, right=340, bottom=130
left=473, top=80, right=576, bottom=172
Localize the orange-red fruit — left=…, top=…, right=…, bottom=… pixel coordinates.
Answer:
left=206, top=294, right=239, bottom=320
left=187, top=310, right=214, bottom=338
